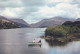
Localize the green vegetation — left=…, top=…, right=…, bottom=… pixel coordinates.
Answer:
left=45, top=21, right=80, bottom=42
left=0, top=19, right=20, bottom=29
left=62, top=21, right=80, bottom=28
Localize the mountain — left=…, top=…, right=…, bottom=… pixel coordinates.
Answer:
left=0, top=15, right=77, bottom=28
left=0, top=15, right=10, bottom=22
left=30, top=16, right=74, bottom=28
left=76, top=18, right=80, bottom=21
left=0, top=15, right=20, bottom=29
left=0, top=15, right=30, bottom=27
left=9, top=19, right=30, bottom=27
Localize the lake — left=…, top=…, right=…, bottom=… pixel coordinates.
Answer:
left=0, top=28, right=80, bottom=54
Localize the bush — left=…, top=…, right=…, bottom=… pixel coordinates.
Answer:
left=0, top=19, right=20, bottom=29
left=45, top=25, right=80, bottom=38
left=62, top=21, right=80, bottom=28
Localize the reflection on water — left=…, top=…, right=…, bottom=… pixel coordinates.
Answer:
left=28, top=45, right=41, bottom=48
left=45, top=38, right=74, bottom=47
left=0, top=28, right=80, bottom=54
left=45, top=39, right=69, bottom=47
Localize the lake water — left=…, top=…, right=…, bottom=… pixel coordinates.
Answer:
left=0, top=28, right=80, bottom=54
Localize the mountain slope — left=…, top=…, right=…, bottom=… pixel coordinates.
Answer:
left=0, top=16, right=20, bottom=29
left=30, top=16, right=74, bottom=28
left=0, top=15, right=10, bottom=22
left=0, top=15, right=30, bottom=27
left=76, top=18, right=80, bottom=21
left=9, top=19, right=30, bottom=27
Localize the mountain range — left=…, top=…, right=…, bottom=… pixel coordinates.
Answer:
left=76, top=18, right=80, bottom=21
left=30, top=16, right=75, bottom=28
left=9, top=19, right=30, bottom=27
left=0, top=15, right=80, bottom=28
left=0, top=15, right=30, bottom=27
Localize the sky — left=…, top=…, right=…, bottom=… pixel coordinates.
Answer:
left=0, top=0, right=80, bottom=24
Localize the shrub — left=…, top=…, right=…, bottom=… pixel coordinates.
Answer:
left=45, top=25, right=80, bottom=38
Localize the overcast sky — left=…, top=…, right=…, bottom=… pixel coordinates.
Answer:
left=0, top=0, right=80, bottom=24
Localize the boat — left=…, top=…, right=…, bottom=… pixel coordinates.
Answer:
left=28, top=40, right=42, bottom=46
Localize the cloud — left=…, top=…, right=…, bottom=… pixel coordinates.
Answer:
left=0, top=7, right=23, bottom=18
left=0, top=0, right=22, bottom=8
left=24, top=3, right=80, bottom=23
left=0, top=0, right=80, bottom=23
left=47, top=0, right=80, bottom=4
left=47, top=0, right=80, bottom=7
left=25, top=3, right=80, bottom=20
left=21, top=0, right=47, bottom=6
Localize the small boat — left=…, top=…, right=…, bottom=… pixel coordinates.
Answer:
left=28, top=40, right=41, bottom=46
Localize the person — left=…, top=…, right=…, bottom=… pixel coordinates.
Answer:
left=33, top=39, right=36, bottom=43
left=38, top=40, right=41, bottom=43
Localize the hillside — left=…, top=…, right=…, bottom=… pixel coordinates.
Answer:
left=30, top=16, right=74, bottom=28
left=45, top=21, right=80, bottom=42
left=9, top=19, right=30, bottom=27
left=76, top=18, right=80, bottom=21
left=0, top=15, right=30, bottom=27
left=0, top=15, right=77, bottom=28
left=0, top=15, right=10, bottom=22
left=0, top=20, right=20, bottom=29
